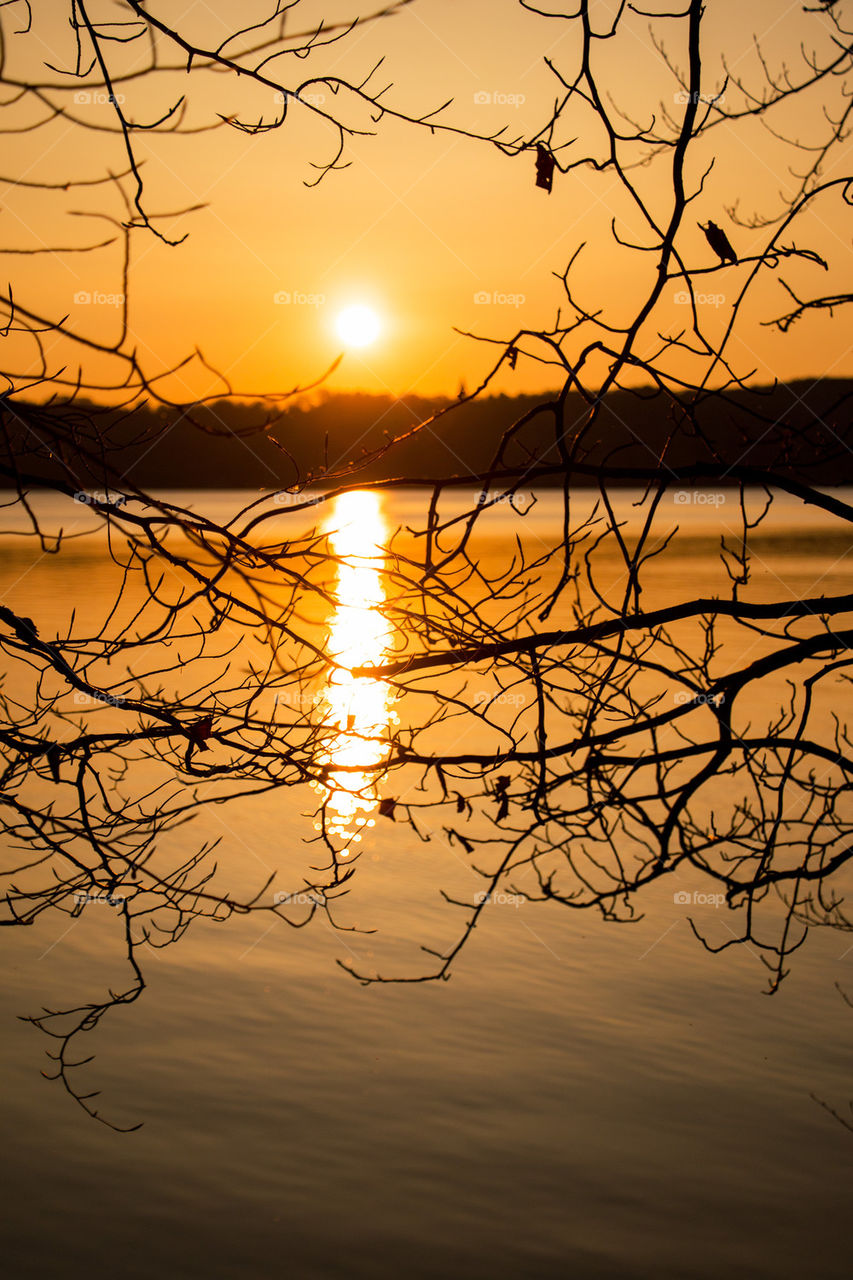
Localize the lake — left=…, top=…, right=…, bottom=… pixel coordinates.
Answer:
left=1, top=486, right=852, bottom=1279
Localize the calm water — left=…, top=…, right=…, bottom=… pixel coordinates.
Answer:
left=1, top=488, right=852, bottom=1280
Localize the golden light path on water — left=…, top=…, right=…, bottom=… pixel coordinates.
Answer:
left=316, top=490, right=396, bottom=849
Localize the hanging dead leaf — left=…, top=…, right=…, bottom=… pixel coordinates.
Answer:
left=535, top=144, right=555, bottom=193
left=185, top=715, right=214, bottom=765
left=494, top=774, right=512, bottom=822
left=699, top=220, right=737, bottom=265
left=187, top=716, right=213, bottom=749
left=46, top=743, right=61, bottom=784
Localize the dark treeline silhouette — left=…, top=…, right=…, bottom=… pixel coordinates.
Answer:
left=5, top=380, right=852, bottom=494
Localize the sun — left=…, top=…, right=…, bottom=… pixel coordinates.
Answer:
left=335, top=304, right=381, bottom=349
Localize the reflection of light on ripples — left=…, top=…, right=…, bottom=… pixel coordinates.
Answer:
left=316, top=491, right=395, bottom=848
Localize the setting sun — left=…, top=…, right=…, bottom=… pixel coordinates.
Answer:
left=335, top=304, right=382, bottom=349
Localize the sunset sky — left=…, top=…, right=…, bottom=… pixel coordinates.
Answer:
left=5, top=0, right=851, bottom=401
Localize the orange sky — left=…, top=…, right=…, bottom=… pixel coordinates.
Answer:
left=4, top=0, right=851, bottom=402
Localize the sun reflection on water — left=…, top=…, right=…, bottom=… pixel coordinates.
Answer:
left=315, top=491, right=395, bottom=848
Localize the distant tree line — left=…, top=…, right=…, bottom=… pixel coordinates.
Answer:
left=5, top=380, right=852, bottom=494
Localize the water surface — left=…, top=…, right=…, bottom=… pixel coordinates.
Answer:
left=1, top=487, right=852, bottom=1279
